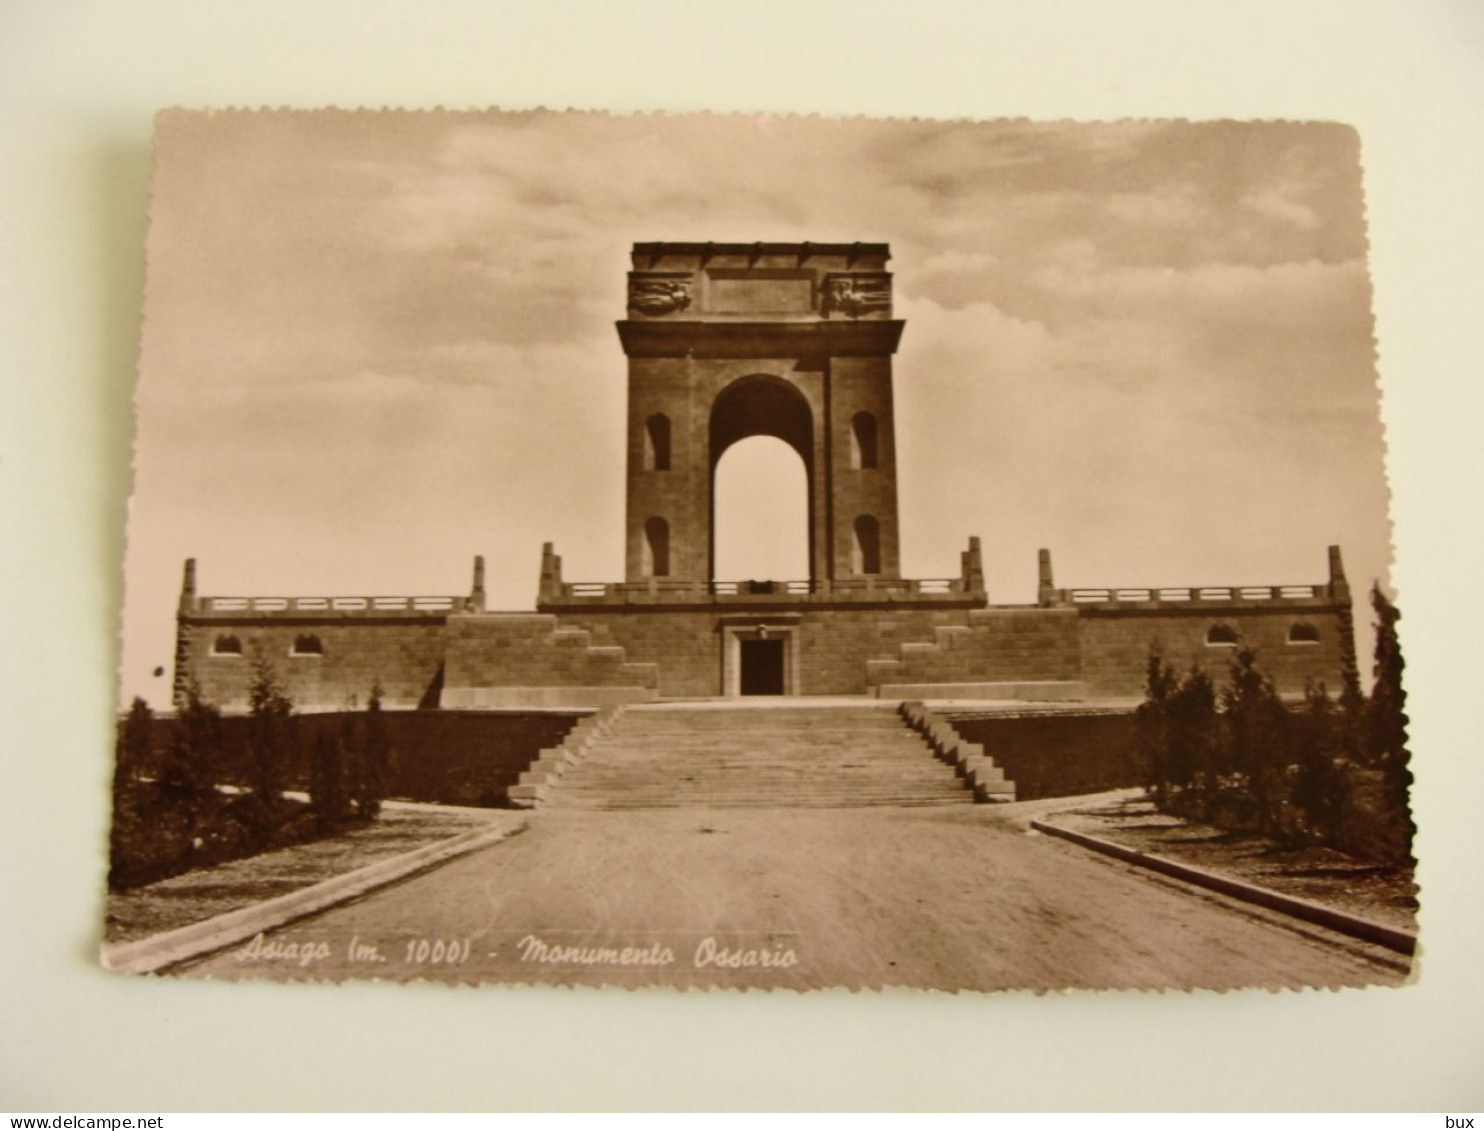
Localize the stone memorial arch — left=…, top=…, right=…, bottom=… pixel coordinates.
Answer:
left=618, top=242, right=905, bottom=589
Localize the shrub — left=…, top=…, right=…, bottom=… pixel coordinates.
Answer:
left=310, top=726, right=348, bottom=833
left=356, top=681, right=391, bottom=819
left=1133, top=650, right=1178, bottom=804
left=162, top=677, right=218, bottom=803
left=1290, top=681, right=1347, bottom=846
left=114, top=696, right=152, bottom=794
left=246, top=657, right=294, bottom=848
left=1167, top=664, right=1219, bottom=820
left=1134, top=601, right=1414, bottom=864
left=1220, top=647, right=1291, bottom=838
left=109, top=697, right=155, bottom=888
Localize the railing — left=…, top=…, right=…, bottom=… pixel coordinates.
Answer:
left=566, top=583, right=615, bottom=598
left=202, top=595, right=459, bottom=614
left=827, top=577, right=961, bottom=595
left=550, top=577, right=968, bottom=602
left=709, top=579, right=817, bottom=596
left=1065, top=584, right=1320, bottom=606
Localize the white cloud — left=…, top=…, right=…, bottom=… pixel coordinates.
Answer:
left=1242, top=187, right=1322, bottom=231
left=1104, top=183, right=1203, bottom=228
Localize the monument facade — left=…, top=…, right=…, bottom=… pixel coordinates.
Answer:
left=174, top=242, right=1355, bottom=712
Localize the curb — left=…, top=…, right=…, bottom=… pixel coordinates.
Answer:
left=100, top=821, right=516, bottom=975
left=1030, top=818, right=1417, bottom=957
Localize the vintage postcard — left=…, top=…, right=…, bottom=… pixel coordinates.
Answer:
left=104, top=109, right=1415, bottom=991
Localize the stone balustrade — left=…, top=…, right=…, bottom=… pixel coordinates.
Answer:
left=1052, top=582, right=1336, bottom=610
left=192, top=594, right=464, bottom=618
left=543, top=576, right=974, bottom=608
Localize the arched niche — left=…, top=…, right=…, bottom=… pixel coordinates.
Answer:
left=852, top=514, right=882, bottom=575
left=643, top=516, right=671, bottom=577
left=850, top=411, right=879, bottom=470
left=645, top=413, right=671, bottom=471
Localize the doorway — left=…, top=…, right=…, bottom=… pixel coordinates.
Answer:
left=739, top=638, right=785, bottom=696
left=722, top=623, right=800, bottom=697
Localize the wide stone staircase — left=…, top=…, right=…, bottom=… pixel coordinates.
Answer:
left=540, top=703, right=977, bottom=810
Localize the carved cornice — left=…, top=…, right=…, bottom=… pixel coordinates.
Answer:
left=633, top=241, right=891, bottom=267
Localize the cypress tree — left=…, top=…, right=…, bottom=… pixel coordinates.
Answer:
left=358, top=680, right=391, bottom=820
left=114, top=696, right=153, bottom=796
left=1367, top=584, right=1413, bottom=861
left=310, top=725, right=347, bottom=833
left=109, top=697, right=155, bottom=888
left=1293, top=680, right=1345, bottom=846
left=162, top=676, right=217, bottom=802
left=1134, top=648, right=1177, bottom=807
left=1221, top=647, right=1290, bottom=837
left=1169, top=665, right=1219, bottom=820
left=157, top=677, right=220, bottom=872
left=247, top=657, right=294, bottom=848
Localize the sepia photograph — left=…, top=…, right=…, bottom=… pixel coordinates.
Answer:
left=101, top=109, right=1415, bottom=992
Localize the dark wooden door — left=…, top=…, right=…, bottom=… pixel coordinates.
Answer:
left=739, top=638, right=785, bottom=695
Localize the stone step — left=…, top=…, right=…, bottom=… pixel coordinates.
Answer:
left=567, top=770, right=952, bottom=777
left=560, top=777, right=965, bottom=789
left=572, top=762, right=952, bottom=772
left=580, top=763, right=946, bottom=774
left=565, top=796, right=964, bottom=804
left=584, top=730, right=931, bottom=739
left=623, top=710, right=901, bottom=720
left=587, top=750, right=938, bottom=762
left=566, top=765, right=949, bottom=777
left=612, top=722, right=909, bottom=734
left=541, top=702, right=979, bottom=810
left=553, top=786, right=973, bottom=797
left=552, top=795, right=967, bottom=801
left=555, top=785, right=970, bottom=796
left=599, top=733, right=930, bottom=741
left=561, top=774, right=961, bottom=783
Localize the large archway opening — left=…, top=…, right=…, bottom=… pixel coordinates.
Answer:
left=709, top=375, right=815, bottom=583
left=713, top=437, right=810, bottom=581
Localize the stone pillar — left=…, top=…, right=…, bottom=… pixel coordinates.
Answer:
left=538, top=542, right=564, bottom=603
left=1328, top=544, right=1361, bottom=700
left=178, top=557, right=197, bottom=615
left=1038, top=548, right=1056, bottom=607
left=468, top=554, right=486, bottom=612
left=1327, top=544, right=1351, bottom=604
left=828, top=353, right=903, bottom=581
left=173, top=557, right=198, bottom=710
left=960, top=536, right=985, bottom=595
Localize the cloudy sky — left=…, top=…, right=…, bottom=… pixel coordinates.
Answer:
left=120, top=110, right=1391, bottom=705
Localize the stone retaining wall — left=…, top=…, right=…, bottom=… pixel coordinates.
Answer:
left=178, top=598, right=1351, bottom=710
left=1076, top=606, right=1347, bottom=697
left=179, top=618, right=447, bottom=712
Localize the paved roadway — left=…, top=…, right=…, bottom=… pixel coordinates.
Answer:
left=178, top=801, right=1411, bottom=991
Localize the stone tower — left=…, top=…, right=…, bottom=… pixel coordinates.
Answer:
left=616, top=242, right=905, bottom=587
